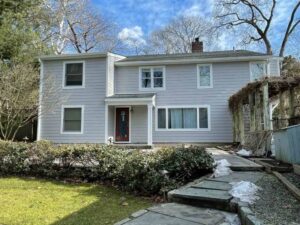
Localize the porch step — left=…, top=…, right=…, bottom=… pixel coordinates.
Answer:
left=113, top=144, right=152, bottom=149
left=168, top=179, right=233, bottom=212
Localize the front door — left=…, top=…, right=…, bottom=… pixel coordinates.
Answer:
left=115, top=107, right=130, bottom=142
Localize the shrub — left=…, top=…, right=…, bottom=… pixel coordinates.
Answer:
left=0, top=141, right=214, bottom=195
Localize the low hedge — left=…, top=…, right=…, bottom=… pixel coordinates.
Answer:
left=0, top=141, right=214, bottom=195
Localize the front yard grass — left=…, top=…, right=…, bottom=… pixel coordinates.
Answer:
left=0, top=177, right=152, bottom=225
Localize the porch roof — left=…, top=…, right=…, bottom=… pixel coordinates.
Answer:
left=105, top=93, right=156, bottom=106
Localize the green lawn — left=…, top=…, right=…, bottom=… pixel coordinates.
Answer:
left=0, top=177, right=152, bottom=225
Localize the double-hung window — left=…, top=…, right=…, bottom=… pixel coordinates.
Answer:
left=63, top=61, right=85, bottom=88
left=156, top=106, right=210, bottom=130
left=140, top=67, right=165, bottom=90
left=250, top=62, right=267, bottom=81
left=197, top=64, right=213, bottom=88
left=61, top=106, right=84, bottom=133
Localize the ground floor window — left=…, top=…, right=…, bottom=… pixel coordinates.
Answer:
left=61, top=106, right=83, bottom=133
left=156, top=105, right=210, bottom=130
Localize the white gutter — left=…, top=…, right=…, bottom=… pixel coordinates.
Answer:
left=39, top=52, right=125, bottom=61
left=115, top=55, right=282, bottom=66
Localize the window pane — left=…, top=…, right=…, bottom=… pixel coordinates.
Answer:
left=66, top=75, right=82, bottom=85
left=66, top=63, right=82, bottom=74
left=199, top=108, right=208, bottom=128
left=141, top=69, right=151, bottom=78
left=157, top=108, right=166, bottom=129
left=168, top=108, right=183, bottom=129
left=199, top=65, right=211, bottom=87
left=142, top=78, right=151, bottom=88
left=153, top=68, right=163, bottom=78
left=64, top=108, right=81, bottom=120
left=183, top=108, right=197, bottom=128
left=64, top=121, right=81, bottom=131
left=66, top=63, right=83, bottom=86
left=141, top=68, right=151, bottom=88
left=64, top=108, right=81, bottom=132
left=251, top=63, right=265, bottom=81
left=154, top=77, right=163, bottom=87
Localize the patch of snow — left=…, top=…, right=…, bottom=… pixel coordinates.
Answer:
left=222, top=212, right=241, bottom=225
left=229, top=181, right=262, bottom=204
left=236, top=149, right=252, bottom=157
left=212, top=159, right=232, bottom=177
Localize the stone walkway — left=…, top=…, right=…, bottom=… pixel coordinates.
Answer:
left=115, top=149, right=264, bottom=225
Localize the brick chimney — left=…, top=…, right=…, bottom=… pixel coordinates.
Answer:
left=192, top=38, right=203, bottom=53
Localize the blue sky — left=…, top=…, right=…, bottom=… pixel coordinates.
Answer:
left=93, top=0, right=213, bottom=35
left=93, top=0, right=300, bottom=56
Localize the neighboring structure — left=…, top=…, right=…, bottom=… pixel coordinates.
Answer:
left=38, top=40, right=282, bottom=145
left=229, top=76, right=300, bottom=155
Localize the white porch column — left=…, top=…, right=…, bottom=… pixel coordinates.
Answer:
left=104, top=103, right=108, bottom=144
left=147, top=103, right=153, bottom=146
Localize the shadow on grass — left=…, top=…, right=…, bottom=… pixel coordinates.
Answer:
left=0, top=176, right=150, bottom=225
left=50, top=185, right=149, bottom=225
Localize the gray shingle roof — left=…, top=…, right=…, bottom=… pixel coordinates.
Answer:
left=119, top=50, right=270, bottom=62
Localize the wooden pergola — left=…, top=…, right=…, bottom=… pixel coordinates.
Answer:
left=229, top=76, right=300, bottom=152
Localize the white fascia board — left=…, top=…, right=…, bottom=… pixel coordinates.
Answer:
left=39, top=52, right=126, bottom=61
left=115, top=56, right=282, bottom=66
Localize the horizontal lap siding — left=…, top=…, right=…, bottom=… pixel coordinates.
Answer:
left=115, top=62, right=250, bottom=143
left=41, top=58, right=107, bottom=143
left=269, top=59, right=280, bottom=76
left=131, top=106, right=147, bottom=143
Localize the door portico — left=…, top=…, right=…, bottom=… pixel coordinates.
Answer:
left=105, top=93, right=155, bottom=146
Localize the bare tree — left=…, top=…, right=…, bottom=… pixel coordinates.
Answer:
left=0, top=62, right=61, bottom=140
left=214, top=0, right=300, bottom=56
left=45, top=0, right=118, bottom=54
left=147, top=15, right=214, bottom=54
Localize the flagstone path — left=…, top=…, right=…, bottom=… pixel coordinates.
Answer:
left=115, top=149, right=265, bottom=225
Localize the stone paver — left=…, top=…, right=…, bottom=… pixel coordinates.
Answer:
left=119, top=203, right=238, bottom=225
left=121, top=211, right=201, bottom=225
left=211, top=172, right=265, bottom=183
left=170, top=187, right=232, bottom=203
left=191, top=180, right=231, bottom=191
left=206, top=148, right=263, bottom=171
left=148, top=203, right=227, bottom=225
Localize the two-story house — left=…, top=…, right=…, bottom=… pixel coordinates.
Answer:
left=38, top=40, right=281, bottom=145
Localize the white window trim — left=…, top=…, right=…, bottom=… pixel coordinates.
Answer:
left=197, top=64, right=213, bottom=89
left=249, top=61, right=267, bottom=82
left=61, top=105, right=84, bottom=134
left=155, top=105, right=211, bottom=131
left=139, top=66, right=166, bottom=91
left=62, top=61, right=86, bottom=89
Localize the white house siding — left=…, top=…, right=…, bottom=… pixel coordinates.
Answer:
left=40, top=58, right=107, bottom=143
left=115, top=62, right=251, bottom=143
left=131, top=105, right=148, bottom=143
left=269, top=58, right=281, bottom=76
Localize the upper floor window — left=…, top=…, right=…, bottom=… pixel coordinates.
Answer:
left=139, top=67, right=165, bottom=90
left=63, top=61, right=85, bottom=88
left=250, top=62, right=267, bottom=81
left=197, top=64, right=213, bottom=88
left=61, top=106, right=84, bottom=134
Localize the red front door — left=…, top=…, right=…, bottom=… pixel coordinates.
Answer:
left=115, top=108, right=129, bottom=142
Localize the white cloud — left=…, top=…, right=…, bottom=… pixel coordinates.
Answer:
left=181, top=0, right=214, bottom=17
left=182, top=4, right=202, bottom=17
left=118, top=26, right=146, bottom=48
